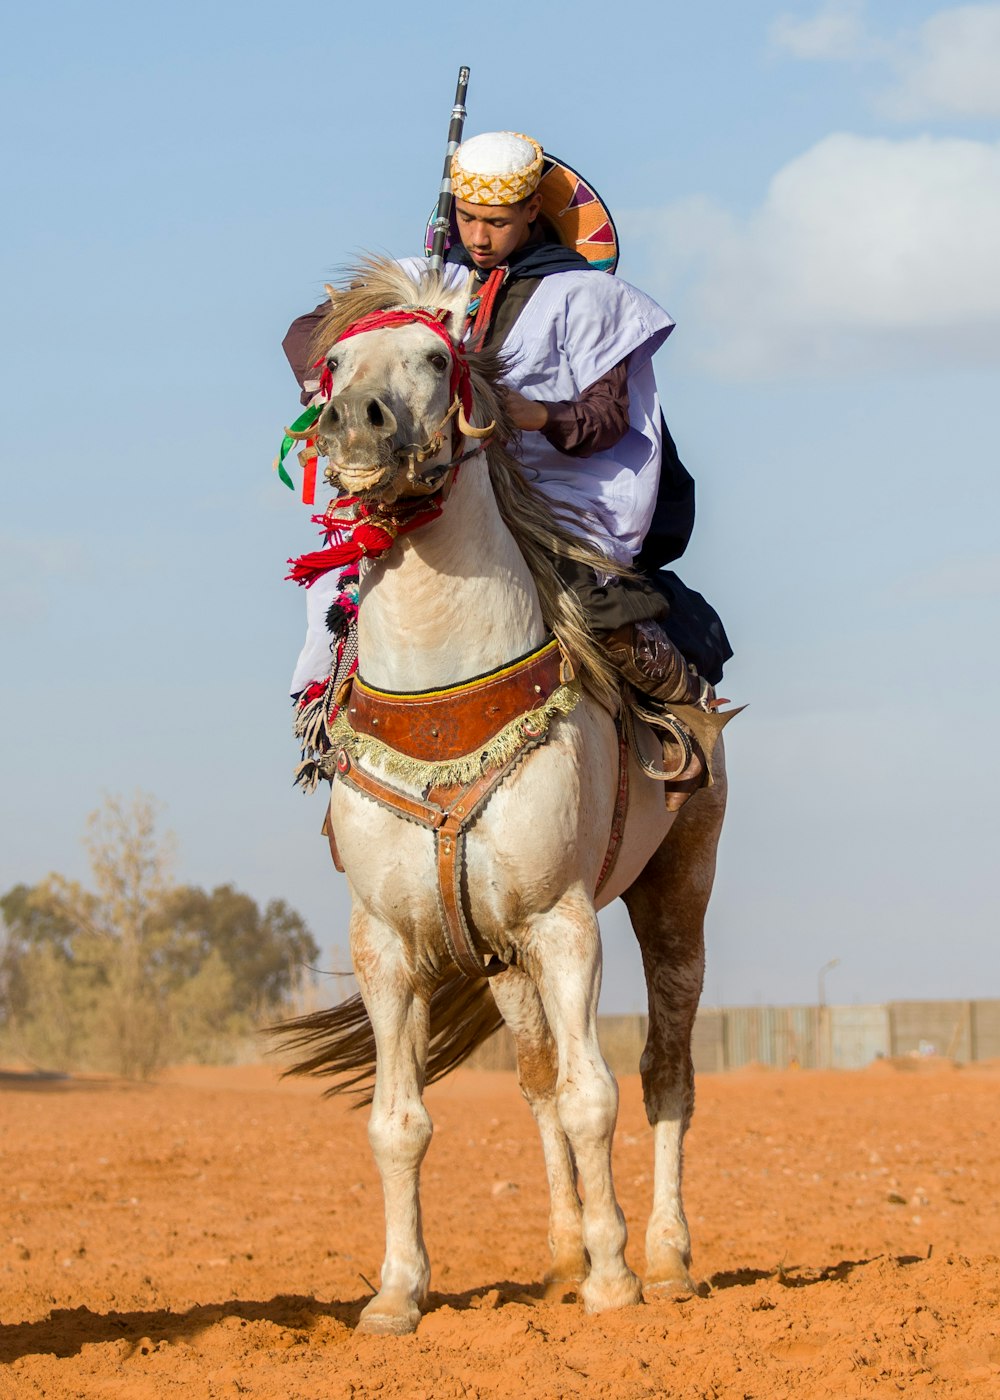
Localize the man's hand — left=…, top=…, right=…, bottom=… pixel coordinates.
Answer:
left=503, top=387, right=549, bottom=432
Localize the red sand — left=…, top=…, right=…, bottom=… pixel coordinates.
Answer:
left=2, top=1061, right=999, bottom=1397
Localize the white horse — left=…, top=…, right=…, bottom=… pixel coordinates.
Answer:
left=278, top=258, right=729, bottom=1335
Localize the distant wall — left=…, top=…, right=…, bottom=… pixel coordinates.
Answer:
left=465, top=999, right=1000, bottom=1075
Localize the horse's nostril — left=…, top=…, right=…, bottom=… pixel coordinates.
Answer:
left=326, top=405, right=340, bottom=424
left=366, top=400, right=385, bottom=428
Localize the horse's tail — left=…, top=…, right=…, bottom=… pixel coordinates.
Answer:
left=269, top=973, right=504, bottom=1107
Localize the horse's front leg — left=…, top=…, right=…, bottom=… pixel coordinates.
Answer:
left=532, top=890, right=642, bottom=1314
left=489, top=967, right=586, bottom=1291
left=352, top=909, right=432, bottom=1336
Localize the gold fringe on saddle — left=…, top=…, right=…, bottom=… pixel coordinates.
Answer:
left=327, top=680, right=579, bottom=788
left=324, top=635, right=579, bottom=789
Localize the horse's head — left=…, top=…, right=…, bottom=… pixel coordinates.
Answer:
left=312, top=267, right=485, bottom=502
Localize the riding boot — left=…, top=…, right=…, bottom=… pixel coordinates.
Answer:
left=601, top=620, right=703, bottom=705
left=602, top=621, right=711, bottom=809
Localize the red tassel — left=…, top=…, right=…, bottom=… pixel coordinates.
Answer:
left=301, top=449, right=318, bottom=505
left=286, top=472, right=450, bottom=590
left=298, top=680, right=327, bottom=708
left=285, top=521, right=398, bottom=586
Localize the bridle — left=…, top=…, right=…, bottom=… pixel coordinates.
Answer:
left=388, top=394, right=488, bottom=494
left=284, top=305, right=496, bottom=497
left=284, top=305, right=501, bottom=588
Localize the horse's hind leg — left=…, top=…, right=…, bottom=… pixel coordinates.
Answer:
left=531, top=891, right=642, bottom=1314
left=622, top=747, right=728, bottom=1297
left=489, top=967, right=586, bottom=1291
left=351, top=909, right=432, bottom=1336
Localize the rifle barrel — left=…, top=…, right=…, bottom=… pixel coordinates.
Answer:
left=427, top=66, right=470, bottom=273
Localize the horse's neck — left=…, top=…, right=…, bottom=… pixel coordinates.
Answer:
left=357, top=463, right=547, bottom=691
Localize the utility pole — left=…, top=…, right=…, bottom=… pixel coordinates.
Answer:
left=817, top=958, right=840, bottom=1070
left=818, top=957, right=840, bottom=1007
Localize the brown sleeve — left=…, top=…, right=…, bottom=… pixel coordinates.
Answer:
left=539, top=357, right=631, bottom=458
left=282, top=303, right=329, bottom=404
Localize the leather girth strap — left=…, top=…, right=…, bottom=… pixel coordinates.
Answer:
left=594, top=721, right=630, bottom=899
left=332, top=740, right=544, bottom=979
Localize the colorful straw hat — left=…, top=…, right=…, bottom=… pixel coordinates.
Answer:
left=426, top=148, right=619, bottom=275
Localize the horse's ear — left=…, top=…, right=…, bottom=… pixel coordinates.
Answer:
left=438, top=272, right=476, bottom=340
left=324, top=283, right=337, bottom=304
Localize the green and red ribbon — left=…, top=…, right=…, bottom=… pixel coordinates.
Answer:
left=273, top=404, right=322, bottom=493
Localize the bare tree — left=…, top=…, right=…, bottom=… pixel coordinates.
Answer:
left=1, top=794, right=319, bottom=1077
left=35, top=793, right=175, bottom=1077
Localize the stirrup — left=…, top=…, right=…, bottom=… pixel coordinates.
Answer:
left=622, top=700, right=707, bottom=811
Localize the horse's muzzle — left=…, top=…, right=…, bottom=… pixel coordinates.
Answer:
left=319, top=391, right=398, bottom=443
left=318, top=393, right=401, bottom=496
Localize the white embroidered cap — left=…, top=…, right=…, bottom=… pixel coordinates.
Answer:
left=451, top=131, right=544, bottom=206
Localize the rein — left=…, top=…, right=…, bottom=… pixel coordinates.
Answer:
left=384, top=394, right=487, bottom=495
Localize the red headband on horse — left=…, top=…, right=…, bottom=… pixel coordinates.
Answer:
left=316, top=308, right=474, bottom=420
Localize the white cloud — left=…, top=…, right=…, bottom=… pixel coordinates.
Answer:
left=770, top=0, right=868, bottom=60
left=625, top=133, right=1000, bottom=378
left=880, top=4, right=1000, bottom=119
left=772, top=2, right=1000, bottom=120
left=0, top=534, right=90, bottom=625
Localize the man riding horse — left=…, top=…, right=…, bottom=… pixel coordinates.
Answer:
left=282, top=130, right=731, bottom=725
left=273, top=128, right=737, bottom=1329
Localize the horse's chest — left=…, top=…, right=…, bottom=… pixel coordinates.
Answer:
left=328, top=726, right=606, bottom=942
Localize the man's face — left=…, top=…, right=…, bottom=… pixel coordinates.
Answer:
left=454, top=193, right=542, bottom=270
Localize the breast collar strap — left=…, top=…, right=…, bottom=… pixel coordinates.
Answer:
left=328, top=638, right=579, bottom=980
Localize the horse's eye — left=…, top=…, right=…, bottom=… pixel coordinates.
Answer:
left=428, top=352, right=449, bottom=372
left=326, top=356, right=338, bottom=372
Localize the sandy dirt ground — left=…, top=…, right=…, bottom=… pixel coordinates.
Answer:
left=2, top=1058, right=999, bottom=1399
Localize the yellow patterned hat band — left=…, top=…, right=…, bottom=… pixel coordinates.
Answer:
left=451, top=131, right=544, bottom=206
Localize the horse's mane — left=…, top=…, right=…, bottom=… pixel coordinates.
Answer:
left=311, top=257, right=623, bottom=713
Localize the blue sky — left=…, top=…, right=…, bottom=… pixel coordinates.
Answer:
left=1, top=0, right=997, bottom=1013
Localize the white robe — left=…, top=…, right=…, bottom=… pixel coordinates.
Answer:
left=399, top=258, right=675, bottom=566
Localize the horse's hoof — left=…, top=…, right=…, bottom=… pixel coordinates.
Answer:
left=643, top=1245, right=697, bottom=1298
left=543, top=1253, right=587, bottom=1301
left=357, top=1298, right=421, bottom=1336
left=643, top=1274, right=697, bottom=1301
left=581, top=1268, right=642, bottom=1314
